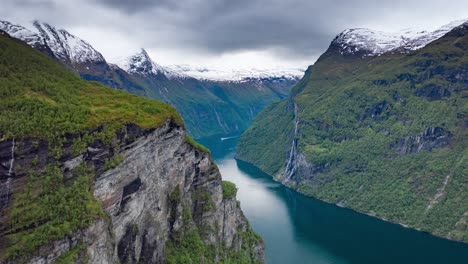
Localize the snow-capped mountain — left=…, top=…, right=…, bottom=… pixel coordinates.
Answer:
left=32, top=21, right=105, bottom=64
left=0, top=20, right=44, bottom=48
left=332, top=19, right=468, bottom=56
left=168, top=64, right=304, bottom=82
left=403, top=19, right=468, bottom=51
left=0, top=19, right=105, bottom=64
left=115, top=49, right=187, bottom=80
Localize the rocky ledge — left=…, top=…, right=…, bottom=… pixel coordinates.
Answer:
left=0, top=121, right=264, bottom=263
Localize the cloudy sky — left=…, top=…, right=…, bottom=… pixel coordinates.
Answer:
left=1, top=0, right=467, bottom=69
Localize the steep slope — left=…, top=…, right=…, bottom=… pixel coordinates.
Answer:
left=332, top=19, right=467, bottom=56
left=237, top=21, right=468, bottom=242
left=0, top=33, right=263, bottom=263
left=114, top=49, right=300, bottom=138
left=0, top=19, right=153, bottom=96
left=1, top=19, right=300, bottom=139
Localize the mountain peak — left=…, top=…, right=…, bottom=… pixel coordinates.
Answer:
left=117, top=48, right=165, bottom=76
left=0, top=20, right=44, bottom=48
left=0, top=19, right=105, bottom=64
left=331, top=19, right=468, bottom=56
left=139, top=48, right=150, bottom=57
left=31, top=20, right=106, bottom=64
left=116, top=49, right=187, bottom=80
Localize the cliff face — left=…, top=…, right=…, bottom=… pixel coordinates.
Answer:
left=0, top=121, right=264, bottom=263
left=0, top=33, right=263, bottom=263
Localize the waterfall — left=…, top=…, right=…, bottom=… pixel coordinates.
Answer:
left=1, top=138, right=15, bottom=209
left=8, top=138, right=15, bottom=176
left=284, top=103, right=299, bottom=181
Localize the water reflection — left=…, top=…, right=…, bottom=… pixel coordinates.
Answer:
left=198, top=136, right=468, bottom=264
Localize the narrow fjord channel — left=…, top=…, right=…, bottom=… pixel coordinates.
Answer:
left=198, top=136, right=468, bottom=264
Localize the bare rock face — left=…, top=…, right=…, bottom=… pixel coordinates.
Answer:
left=0, top=121, right=264, bottom=263
left=394, top=127, right=452, bottom=155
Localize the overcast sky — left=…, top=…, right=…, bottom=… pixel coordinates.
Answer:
left=1, top=0, right=467, bottom=69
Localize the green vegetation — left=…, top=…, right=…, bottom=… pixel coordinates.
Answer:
left=193, top=188, right=216, bottom=212
left=54, top=243, right=87, bottom=264
left=237, top=100, right=295, bottom=176
left=238, top=26, right=468, bottom=241
left=0, top=35, right=183, bottom=142
left=103, top=154, right=124, bottom=170
left=185, top=134, right=210, bottom=153
left=114, top=72, right=297, bottom=139
left=4, top=165, right=104, bottom=259
left=222, top=181, right=238, bottom=200
left=0, top=34, right=184, bottom=260
left=165, top=206, right=262, bottom=264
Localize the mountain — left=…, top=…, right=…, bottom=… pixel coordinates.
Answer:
left=169, top=64, right=303, bottom=81
left=170, top=64, right=302, bottom=98
left=332, top=19, right=467, bottom=56
left=116, top=49, right=187, bottom=80
left=0, top=20, right=45, bottom=48
left=0, top=19, right=137, bottom=90
left=0, top=32, right=263, bottom=263
left=110, top=49, right=301, bottom=138
left=0, top=19, right=301, bottom=139
left=237, top=20, right=468, bottom=242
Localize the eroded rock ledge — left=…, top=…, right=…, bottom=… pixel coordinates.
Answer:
left=0, top=121, right=264, bottom=263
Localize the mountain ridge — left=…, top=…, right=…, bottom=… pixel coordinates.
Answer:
left=237, top=20, right=468, bottom=242
left=0, top=18, right=299, bottom=138
left=332, top=19, right=468, bottom=56
left=0, top=32, right=264, bottom=263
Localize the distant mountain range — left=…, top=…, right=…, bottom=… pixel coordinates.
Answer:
left=0, top=19, right=302, bottom=138
left=0, top=31, right=264, bottom=264
left=168, top=64, right=304, bottom=82
left=237, top=19, right=468, bottom=242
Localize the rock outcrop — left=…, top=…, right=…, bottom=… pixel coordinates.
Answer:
left=394, top=127, right=452, bottom=155
left=0, top=121, right=264, bottom=263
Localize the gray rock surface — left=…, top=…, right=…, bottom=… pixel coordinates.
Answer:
left=0, top=121, right=264, bottom=263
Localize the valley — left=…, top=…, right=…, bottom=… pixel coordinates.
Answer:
left=0, top=2, right=467, bottom=263
left=200, top=136, right=468, bottom=264
left=0, top=19, right=302, bottom=138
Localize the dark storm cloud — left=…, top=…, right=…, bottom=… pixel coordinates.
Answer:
left=91, top=0, right=459, bottom=58
left=2, top=0, right=468, bottom=64
left=97, top=0, right=177, bottom=14
left=90, top=0, right=360, bottom=57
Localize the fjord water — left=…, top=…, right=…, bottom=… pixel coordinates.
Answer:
left=198, top=136, right=468, bottom=264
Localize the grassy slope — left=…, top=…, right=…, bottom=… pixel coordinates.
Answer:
left=238, top=26, right=468, bottom=241
left=0, top=33, right=184, bottom=260
left=0, top=34, right=261, bottom=263
left=112, top=71, right=295, bottom=139
left=236, top=100, right=294, bottom=175
left=0, top=35, right=183, bottom=141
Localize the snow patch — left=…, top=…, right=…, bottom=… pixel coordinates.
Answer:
left=115, top=49, right=188, bottom=80
left=32, top=21, right=105, bottom=63
left=0, top=19, right=106, bottom=64
left=0, top=20, right=44, bottom=47
left=168, top=64, right=304, bottom=82
left=333, top=19, right=468, bottom=56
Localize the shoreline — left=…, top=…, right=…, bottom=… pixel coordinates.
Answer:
left=234, top=156, right=468, bottom=246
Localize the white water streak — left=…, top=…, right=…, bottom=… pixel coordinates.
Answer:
left=284, top=103, right=299, bottom=180
left=8, top=138, right=15, bottom=176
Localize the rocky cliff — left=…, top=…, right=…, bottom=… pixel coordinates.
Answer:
left=0, top=33, right=263, bottom=263
left=0, top=121, right=264, bottom=263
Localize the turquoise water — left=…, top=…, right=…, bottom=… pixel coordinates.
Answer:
left=198, top=136, right=468, bottom=264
